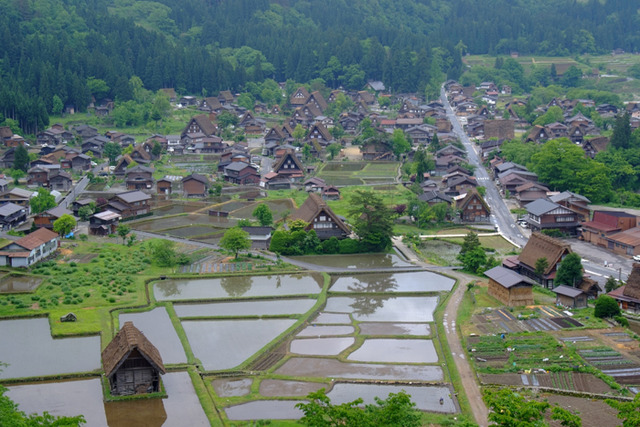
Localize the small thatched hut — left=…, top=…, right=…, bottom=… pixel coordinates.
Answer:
left=102, top=321, right=166, bottom=396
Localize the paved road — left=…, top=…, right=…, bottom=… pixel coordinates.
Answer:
left=441, top=86, right=526, bottom=248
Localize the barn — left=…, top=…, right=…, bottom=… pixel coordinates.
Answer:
left=485, top=266, right=535, bottom=306
left=102, top=321, right=166, bottom=396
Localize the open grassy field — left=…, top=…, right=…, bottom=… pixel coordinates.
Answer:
left=316, top=161, right=399, bottom=185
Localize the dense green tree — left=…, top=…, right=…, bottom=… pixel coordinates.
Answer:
left=51, top=95, right=63, bottom=115
left=611, top=113, right=632, bottom=150
left=535, top=257, right=549, bottom=277
left=103, top=142, right=122, bottom=166
left=326, top=143, right=342, bottom=160
left=459, top=231, right=481, bottom=256
left=555, top=253, right=583, bottom=287
left=348, top=189, right=394, bottom=252
left=30, top=188, right=56, bottom=214
left=151, top=240, right=177, bottom=267
left=77, top=205, right=95, bottom=222
left=13, top=144, right=29, bottom=173
left=53, top=214, right=77, bottom=237
left=551, top=406, right=582, bottom=427
left=530, top=138, right=589, bottom=192
left=594, top=295, right=621, bottom=318
left=220, top=227, right=251, bottom=259
left=533, top=106, right=564, bottom=126
left=252, top=204, right=273, bottom=226
left=483, top=388, right=550, bottom=427
left=606, top=392, right=640, bottom=427
left=391, top=129, right=411, bottom=160
left=296, top=388, right=421, bottom=427
left=605, top=276, right=621, bottom=293
left=217, top=111, right=238, bottom=128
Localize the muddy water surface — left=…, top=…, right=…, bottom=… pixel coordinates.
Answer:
left=275, top=357, right=443, bottom=381
left=0, top=275, right=42, bottom=292
left=120, top=307, right=187, bottom=364
left=330, top=271, right=454, bottom=293
left=296, top=325, right=355, bottom=337
left=154, top=274, right=322, bottom=301
left=312, top=312, right=352, bottom=324
left=290, top=337, right=355, bottom=356
left=324, top=296, right=438, bottom=322
left=359, top=322, right=430, bottom=336
left=259, top=379, right=326, bottom=397
left=182, top=318, right=296, bottom=370
left=291, top=252, right=412, bottom=269
left=0, top=318, right=100, bottom=379
left=225, top=400, right=304, bottom=420
left=212, top=378, right=252, bottom=397
left=348, top=339, right=438, bottom=363
left=175, top=298, right=315, bottom=317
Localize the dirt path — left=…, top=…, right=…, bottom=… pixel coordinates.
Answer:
left=393, top=237, right=489, bottom=426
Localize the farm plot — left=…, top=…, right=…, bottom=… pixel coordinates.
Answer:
left=480, top=372, right=612, bottom=394
left=471, top=307, right=582, bottom=335
left=578, top=346, right=640, bottom=385
left=317, top=162, right=399, bottom=186
left=468, top=333, right=576, bottom=373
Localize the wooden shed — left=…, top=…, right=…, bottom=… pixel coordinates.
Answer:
left=485, top=266, right=535, bottom=306
left=609, top=263, right=640, bottom=313
left=102, top=321, right=166, bottom=396
left=553, top=285, right=588, bottom=309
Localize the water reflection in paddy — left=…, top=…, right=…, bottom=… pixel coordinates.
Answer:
left=324, top=296, right=438, bottom=322
left=212, top=378, right=252, bottom=397
left=312, top=312, right=351, bottom=324
left=120, top=307, right=187, bottom=364
left=290, top=337, right=355, bottom=355
left=359, top=322, right=430, bottom=336
left=6, top=372, right=209, bottom=426
left=182, top=319, right=296, bottom=370
left=348, top=339, right=438, bottom=363
left=327, top=383, right=456, bottom=413
left=291, top=252, right=412, bottom=269
left=296, top=325, right=355, bottom=337
left=0, top=318, right=100, bottom=379
left=259, top=379, right=326, bottom=397
left=175, top=298, right=315, bottom=317
left=330, top=271, right=454, bottom=293
left=0, top=275, right=43, bottom=293
left=225, top=400, right=304, bottom=420
left=154, top=274, right=322, bottom=301
left=275, top=357, right=443, bottom=381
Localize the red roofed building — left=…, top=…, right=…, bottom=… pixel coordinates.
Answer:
left=0, top=227, right=59, bottom=267
left=581, top=211, right=637, bottom=248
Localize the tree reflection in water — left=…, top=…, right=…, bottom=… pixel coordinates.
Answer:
left=349, top=295, right=396, bottom=317
left=155, top=280, right=181, bottom=297
left=345, top=274, right=398, bottom=293
left=220, top=275, right=253, bottom=297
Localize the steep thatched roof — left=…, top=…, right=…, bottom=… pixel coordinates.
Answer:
left=519, top=232, right=572, bottom=275
left=102, top=321, right=165, bottom=378
left=272, top=149, right=304, bottom=173
left=623, top=263, right=640, bottom=300
left=290, top=193, right=350, bottom=234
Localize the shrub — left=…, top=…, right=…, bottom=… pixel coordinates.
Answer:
left=614, top=315, right=629, bottom=327
left=594, top=295, right=621, bottom=318
left=339, top=238, right=361, bottom=254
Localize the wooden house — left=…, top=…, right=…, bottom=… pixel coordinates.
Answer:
left=515, top=182, right=549, bottom=206
left=33, top=205, right=73, bottom=230
left=181, top=174, right=210, bottom=197
left=157, top=178, right=173, bottom=195
left=322, top=186, right=341, bottom=201
left=223, top=162, right=259, bottom=185
left=107, top=191, right=151, bottom=219
left=605, top=227, right=640, bottom=258
left=549, top=191, right=591, bottom=222
left=525, top=199, right=579, bottom=235
left=272, top=150, right=305, bottom=181
left=89, top=210, right=120, bottom=235
left=290, top=87, right=311, bottom=106
left=70, top=153, right=92, bottom=171
left=418, top=190, right=453, bottom=207
left=553, top=285, right=588, bottom=309
left=485, top=266, right=535, bottom=306
left=125, top=165, right=155, bottom=191
left=306, top=124, right=333, bottom=145
left=517, top=232, right=572, bottom=288
left=582, top=137, right=609, bottom=159
left=102, top=321, right=166, bottom=396
left=48, top=170, right=73, bottom=191
left=456, top=189, right=490, bottom=223
left=609, top=263, right=640, bottom=312
left=0, top=188, right=32, bottom=209
left=130, top=145, right=152, bottom=165
left=0, top=202, right=27, bottom=230
left=27, top=166, right=49, bottom=187
left=289, top=193, right=350, bottom=240
left=581, top=211, right=637, bottom=248
left=0, top=227, right=59, bottom=267
left=181, top=114, right=218, bottom=142
left=241, top=226, right=273, bottom=249
left=82, top=136, right=109, bottom=157
left=71, top=198, right=93, bottom=216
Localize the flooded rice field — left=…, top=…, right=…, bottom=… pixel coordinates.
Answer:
left=327, top=383, right=456, bottom=413
left=182, top=318, right=297, bottom=370
left=347, top=339, right=438, bottom=363
left=330, top=271, right=454, bottom=293
left=212, top=378, right=252, bottom=397
left=312, top=312, right=352, bottom=324
left=225, top=400, right=304, bottom=420
left=174, top=298, right=315, bottom=317
left=6, top=372, right=209, bottom=426
left=154, top=274, right=322, bottom=301
left=291, top=252, right=412, bottom=269
left=290, top=337, right=355, bottom=355
left=0, top=274, right=43, bottom=293
left=0, top=317, right=100, bottom=379
left=259, top=379, right=325, bottom=397
left=275, top=357, right=443, bottom=381
left=296, top=325, right=355, bottom=336
left=324, top=296, right=438, bottom=322
left=120, top=307, right=187, bottom=364
left=359, top=322, right=430, bottom=336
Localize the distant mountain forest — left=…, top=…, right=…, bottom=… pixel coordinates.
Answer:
left=0, top=0, right=638, bottom=133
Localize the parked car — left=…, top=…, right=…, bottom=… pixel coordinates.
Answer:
left=633, top=254, right=640, bottom=262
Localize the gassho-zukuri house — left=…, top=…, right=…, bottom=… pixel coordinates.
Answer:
left=102, top=321, right=166, bottom=396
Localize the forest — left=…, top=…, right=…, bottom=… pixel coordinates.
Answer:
left=1, top=0, right=639, bottom=135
